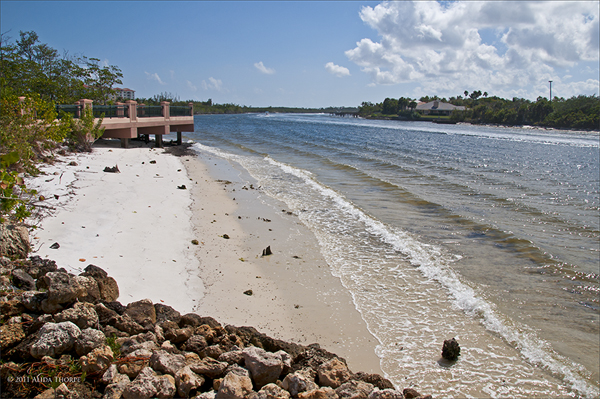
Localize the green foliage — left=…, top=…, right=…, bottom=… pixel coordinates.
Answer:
left=361, top=93, right=599, bottom=130
left=0, top=94, right=69, bottom=171
left=63, top=107, right=105, bottom=152
left=1, top=31, right=122, bottom=105
left=106, top=334, right=121, bottom=359
left=0, top=156, right=38, bottom=223
left=457, top=95, right=599, bottom=129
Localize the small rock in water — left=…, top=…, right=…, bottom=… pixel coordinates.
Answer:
left=191, top=240, right=199, bottom=245
left=244, top=290, right=253, bottom=296
left=222, top=234, right=230, bottom=239
left=262, top=246, right=272, bottom=256
left=103, top=165, right=120, bottom=173
left=50, top=242, right=60, bottom=249
left=442, top=338, right=460, bottom=361
left=177, top=185, right=187, bottom=190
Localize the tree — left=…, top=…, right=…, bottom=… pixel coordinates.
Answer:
left=382, top=98, right=399, bottom=115
left=1, top=31, right=86, bottom=103
left=81, top=57, right=123, bottom=105
left=63, top=107, right=104, bottom=152
left=470, top=90, right=482, bottom=100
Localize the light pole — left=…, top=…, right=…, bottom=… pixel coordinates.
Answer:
left=549, top=81, right=553, bottom=101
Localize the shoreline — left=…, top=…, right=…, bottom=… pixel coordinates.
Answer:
left=28, top=139, right=382, bottom=375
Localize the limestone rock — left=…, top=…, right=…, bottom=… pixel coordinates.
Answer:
left=26, top=255, right=57, bottom=279
left=204, top=344, right=224, bottom=359
left=80, top=344, right=113, bottom=373
left=335, top=380, right=374, bottom=399
left=442, top=338, right=460, bottom=361
left=195, top=324, right=217, bottom=343
left=243, top=346, right=285, bottom=388
left=282, top=369, right=319, bottom=397
left=54, top=302, right=99, bottom=329
left=0, top=223, right=30, bottom=259
left=37, top=272, right=85, bottom=305
left=216, top=366, right=254, bottom=399
left=80, top=264, right=119, bottom=302
left=118, top=359, right=148, bottom=380
left=183, top=334, right=208, bottom=353
left=124, top=298, right=156, bottom=325
left=218, top=349, right=244, bottom=365
left=353, top=372, right=395, bottom=390
left=102, top=364, right=125, bottom=384
left=95, top=302, right=118, bottom=325
left=30, top=321, right=81, bottom=359
left=0, top=323, right=25, bottom=350
left=257, top=383, right=291, bottom=399
left=402, top=388, right=422, bottom=399
left=165, top=326, right=193, bottom=344
left=298, top=387, right=339, bottom=399
left=20, top=291, right=47, bottom=313
left=318, top=358, right=352, bottom=389
left=103, top=372, right=131, bottom=399
left=150, top=350, right=187, bottom=376
left=175, top=365, right=205, bottom=397
left=74, top=327, right=105, bottom=356
left=0, top=299, right=25, bottom=318
left=189, top=356, right=228, bottom=379
left=180, top=313, right=220, bottom=329
left=367, top=389, right=405, bottom=399
left=155, top=303, right=181, bottom=324
left=156, top=374, right=177, bottom=398
left=73, top=275, right=101, bottom=303
left=111, top=314, right=145, bottom=335
left=12, top=269, right=35, bottom=290
left=122, top=366, right=159, bottom=399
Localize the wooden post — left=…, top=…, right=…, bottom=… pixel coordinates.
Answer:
left=155, top=134, right=163, bottom=148
left=120, top=138, right=129, bottom=148
left=177, top=132, right=182, bottom=145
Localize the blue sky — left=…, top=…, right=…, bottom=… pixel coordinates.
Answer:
left=2, top=1, right=599, bottom=107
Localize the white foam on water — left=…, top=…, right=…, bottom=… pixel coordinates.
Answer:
left=193, top=142, right=598, bottom=398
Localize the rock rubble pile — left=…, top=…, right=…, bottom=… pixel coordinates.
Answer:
left=0, top=254, right=432, bottom=399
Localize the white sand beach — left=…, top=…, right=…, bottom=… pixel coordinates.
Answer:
left=28, top=139, right=382, bottom=375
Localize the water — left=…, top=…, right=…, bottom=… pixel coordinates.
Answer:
left=188, top=113, right=599, bottom=398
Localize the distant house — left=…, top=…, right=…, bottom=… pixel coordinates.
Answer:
left=416, top=100, right=466, bottom=116
left=113, top=88, right=135, bottom=100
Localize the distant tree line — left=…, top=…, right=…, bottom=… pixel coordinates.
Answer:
left=189, top=100, right=358, bottom=115
left=358, top=92, right=599, bottom=130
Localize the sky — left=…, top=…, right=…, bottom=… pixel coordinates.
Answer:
left=1, top=1, right=599, bottom=108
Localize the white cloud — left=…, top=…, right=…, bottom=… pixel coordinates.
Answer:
left=325, top=62, right=351, bottom=77
left=201, top=77, right=223, bottom=91
left=346, top=1, right=599, bottom=99
left=145, top=71, right=166, bottom=85
left=187, top=80, right=197, bottom=91
left=254, top=61, right=276, bottom=75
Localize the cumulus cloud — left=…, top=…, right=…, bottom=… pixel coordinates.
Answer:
left=201, top=77, right=223, bottom=91
left=254, top=61, right=276, bottom=75
left=325, top=62, right=351, bottom=77
left=145, top=71, right=166, bottom=85
left=187, top=80, right=197, bottom=91
left=346, top=1, right=599, bottom=98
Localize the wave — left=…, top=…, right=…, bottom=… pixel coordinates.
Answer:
left=192, top=142, right=598, bottom=398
